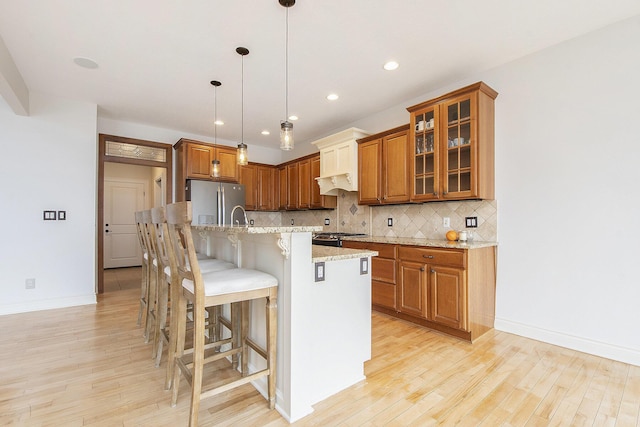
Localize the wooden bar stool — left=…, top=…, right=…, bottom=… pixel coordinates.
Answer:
left=149, top=206, right=235, bottom=373
left=165, top=201, right=278, bottom=427
left=134, top=211, right=151, bottom=332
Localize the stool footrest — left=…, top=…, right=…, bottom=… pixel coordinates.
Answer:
left=199, top=369, right=270, bottom=401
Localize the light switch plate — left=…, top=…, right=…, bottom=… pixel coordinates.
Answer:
left=43, top=210, right=56, bottom=220
left=57, top=211, right=66, bottom=220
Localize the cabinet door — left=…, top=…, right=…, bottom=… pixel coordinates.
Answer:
left=215, top=146, right=239, bottom=182
left=286, top=163, right=299, bottom=210
left=310, top=155, right=337, bottom=209
left=186, top=143, right=214, bottom=179
left=441, top=94, right=476, bottom=199
left=257, top=166, right=276, bottom=211
left=297, top=159, right=311, bottom=209
left=411, top=106, right=440, bottom=201
left=382, top=130, right=410, bottom=203
left=430, top=265, right=466, bottom=330
left=358, top=139, right=382, bottom=204
left=239, top=164, right=257, bottom=210
left=398, top=260, right=428, bottom=319
left=278, top=166, right=287, bottom=210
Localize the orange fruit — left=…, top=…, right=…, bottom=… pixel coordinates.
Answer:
left=446, top=230, right=458, bottom=241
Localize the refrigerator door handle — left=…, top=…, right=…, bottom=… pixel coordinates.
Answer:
left=221, top=186, right=226, bottom=225
left=217, top=187, right=222, bottom=226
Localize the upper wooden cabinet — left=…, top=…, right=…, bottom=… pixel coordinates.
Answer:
left=357, top=125, right=410, bottom=205
left=174, top=138, right=239, bottom=201
left=239, top=163, right=277, bottom=211
left=277, top=154, right=337, bottom=211
left=408, top=82, right=497, bottom=201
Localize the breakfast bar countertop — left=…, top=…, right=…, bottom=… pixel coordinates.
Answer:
left=193, top=225, right=323, bottom=234
left=342, top=235, right=498, bottom=250
left=312, top=246, right=378, bottom=263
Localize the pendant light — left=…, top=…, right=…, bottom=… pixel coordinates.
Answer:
left=236, top=47, right=249, bottom=166
left=210, top=80, right=222, bottom=178
left=279, top=0, right=295, bottom=151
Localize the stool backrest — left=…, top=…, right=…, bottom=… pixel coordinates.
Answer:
left=134, top=210, right=149, bottom=257
left=150, top=206, right=174, bottom=279
left=165, top=202, right=202, bottom=300
left=142, top=210, right=159, bottom=263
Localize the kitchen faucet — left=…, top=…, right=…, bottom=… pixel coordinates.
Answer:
left=230, top=205, right=248, bottom=227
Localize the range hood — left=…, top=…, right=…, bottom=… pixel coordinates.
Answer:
left=311, top=127, right=370, bottom=195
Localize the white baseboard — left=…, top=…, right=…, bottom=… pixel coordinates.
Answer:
left=495, top=318, right=640, bottom=367
left=0, top=295, right=97, bottom=316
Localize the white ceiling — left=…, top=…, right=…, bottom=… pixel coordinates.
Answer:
left=1, top=1, right=639, bottom=151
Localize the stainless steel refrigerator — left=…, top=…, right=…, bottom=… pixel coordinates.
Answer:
left=185, top=180, right=246, bottom=225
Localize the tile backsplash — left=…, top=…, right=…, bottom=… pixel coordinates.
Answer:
left=247, top=191, right=497, bottom=242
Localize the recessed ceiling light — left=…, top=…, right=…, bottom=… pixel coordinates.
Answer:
left=261, top=130, right=270, bottom=135
left=327, top=94, right=339, bottom=101
left=73, top=57, right=99, bottom=69
left=288, top=115, right=298, bottom=121
left=214, top=120, right=224, bottom=126
left=383, top=61, right=399, bottom=71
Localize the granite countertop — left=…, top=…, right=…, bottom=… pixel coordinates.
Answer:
left=312, top=246, right=378, bottom=263
left=342, top=235, right=497, bottom=250
left=193, top=225, right=323, bottom=234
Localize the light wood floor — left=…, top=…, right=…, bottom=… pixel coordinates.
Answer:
left=1, top=268, right=639, bottom=426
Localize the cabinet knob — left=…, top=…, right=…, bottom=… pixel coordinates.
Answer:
left=420, top=267, right=425, bottom=272
left=433, top=192, right=438, bottom=196
left=431, top=269, right=436, bottom=273
left=443, top=191, right=448, bottom=195
left=423, top=255, right=434, bottom=259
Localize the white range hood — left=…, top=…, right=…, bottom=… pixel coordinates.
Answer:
left=311, top=127, right=370, bottom=195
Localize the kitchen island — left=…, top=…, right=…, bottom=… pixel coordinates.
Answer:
left=192, top=225, right=377, bottom=422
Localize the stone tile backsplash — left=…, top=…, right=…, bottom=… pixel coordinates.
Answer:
left=247, top=191, right=497, bottom=242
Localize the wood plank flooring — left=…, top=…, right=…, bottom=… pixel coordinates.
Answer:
left=1, top=267, right=638, bottom=426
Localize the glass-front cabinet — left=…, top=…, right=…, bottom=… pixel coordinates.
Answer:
left=408, top=82, right=497, bottom=202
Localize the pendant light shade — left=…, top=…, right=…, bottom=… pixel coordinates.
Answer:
left=210, top=80, right=222, bottom=178
left=236, top=47, right=249, bottom=166
left=280, top=120, right=294, bottom=150
left=279, top=0, right=295, bottom=151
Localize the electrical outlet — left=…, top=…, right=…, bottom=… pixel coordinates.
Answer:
left=25, top=278, right=35, bottom=289
left=57, top=210, right=66, bottom=220
left=443, top=217, right=450, bottom=227
left=290, top=218, right=294, bottom=225
left=360, top=258, right=369, bottom=275
left=465, top=216, right=478, bottom=228
left=387, top=218, right=393, bottom=227
left=324, top=218, right=330, bottom=226
left=315, top=262, right=325, bottom=282
left=249, top=219, right=254, bottom=226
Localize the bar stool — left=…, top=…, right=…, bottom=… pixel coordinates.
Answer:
left=149, top=206, right=235, bottom=374
left=134, top=210, right=151, bottom=334
left=165, top=201, right=278, bottom=427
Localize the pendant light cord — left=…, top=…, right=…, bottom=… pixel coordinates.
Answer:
left=214, top=85, right=217, bottom=148
left=285, top=6, right=289, bottom=120
left=241, top=54, right=244, bottom=144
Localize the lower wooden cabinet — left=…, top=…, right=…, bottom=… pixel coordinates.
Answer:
left=343, top=240, right=496, bottom=342
left=343, top=241, right=397, bottom=310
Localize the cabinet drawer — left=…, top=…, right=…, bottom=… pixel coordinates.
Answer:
left=372, top=257, right=396, bottom=284
left=372, top=281, right=396, bottom=309
left=398, top=246, right=465, bottom=268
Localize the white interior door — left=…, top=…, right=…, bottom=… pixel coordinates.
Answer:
left=104, top=179, right=146, bottom=268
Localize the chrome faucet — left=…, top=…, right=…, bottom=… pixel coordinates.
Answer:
left=230, top=205, right=248, bottom=227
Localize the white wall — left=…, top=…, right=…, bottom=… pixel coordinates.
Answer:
left=0, top=92, right=98, bottom=314
left=486, top=16, right=640, bottom=365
